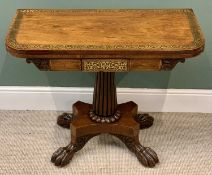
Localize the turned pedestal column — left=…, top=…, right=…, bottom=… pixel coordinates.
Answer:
left=90, top=72, right=121, bottom=123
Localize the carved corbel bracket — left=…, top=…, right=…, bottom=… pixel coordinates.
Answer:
left=26, top=59, right=50, bottom=71
left=161, top=58, right=185, bottom=70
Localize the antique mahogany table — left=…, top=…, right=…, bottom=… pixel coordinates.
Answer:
left=6, top=9, right=205, bottom=168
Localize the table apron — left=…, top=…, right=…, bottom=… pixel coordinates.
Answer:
left=26, top=58, right=185, bottom=72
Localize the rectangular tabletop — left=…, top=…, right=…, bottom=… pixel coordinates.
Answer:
left=6, top=9, right=205, bottom=71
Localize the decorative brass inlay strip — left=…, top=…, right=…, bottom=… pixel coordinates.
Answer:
left=6, top=9, right=204, bottom=51
left=83, top=59, right=128, bottom=72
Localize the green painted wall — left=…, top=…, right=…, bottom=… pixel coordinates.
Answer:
left=0, top=0, right=211, bottom=89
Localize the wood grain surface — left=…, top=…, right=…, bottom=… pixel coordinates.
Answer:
left=6, top=9, right=205, bottom=60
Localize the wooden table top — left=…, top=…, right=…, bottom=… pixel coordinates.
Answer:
left=6, top=9, right=204, bottom=60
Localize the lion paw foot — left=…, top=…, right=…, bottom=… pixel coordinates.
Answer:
left=51, top=145, right=75, bottom=167
left=57, top=113, right=73, bottom=128
left=135, top=113, right=154, bottom=129
left=135, top=145, right=159, bottom=167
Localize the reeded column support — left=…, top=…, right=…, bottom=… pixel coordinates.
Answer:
left=57, top=72, right=154, bottom=127
left=89, top=72, right=121, bottom=123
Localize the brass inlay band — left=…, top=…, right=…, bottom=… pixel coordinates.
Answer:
left=83, top=59, right=128, bottom=72
left=6, top=9, right=204, bottom=51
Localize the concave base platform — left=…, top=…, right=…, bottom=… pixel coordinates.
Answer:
left=52, top=101, right=159, bottom=168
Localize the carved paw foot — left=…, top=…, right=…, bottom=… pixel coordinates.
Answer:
left=51, top=144, right=75, bottom=167
left=51, top=135, right=96, bottom=167
left=113, top=134, right=159, bottom=168
left=57, top=113, right=73, bottom=128
left=134, top=144, right=159, bottom=167
left=135, top=113, right=154, bottom=129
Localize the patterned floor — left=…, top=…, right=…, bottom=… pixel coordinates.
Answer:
left=0, top=111, right=211, bottom=175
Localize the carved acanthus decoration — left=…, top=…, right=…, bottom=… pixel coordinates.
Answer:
left=26, top=59, right=50, bottom=70
left=161, top=59, right=185, bottom=70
